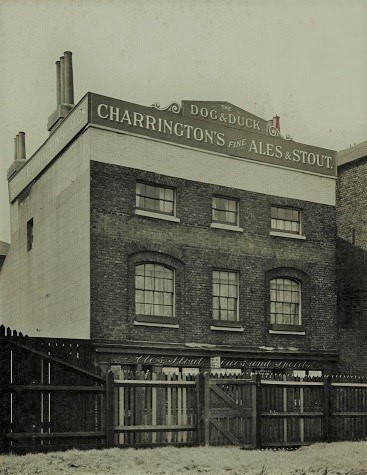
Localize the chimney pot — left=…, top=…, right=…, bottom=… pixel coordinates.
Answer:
left=56, top=60, right=61, bottom=106
left=18, top=131, right=26, bottom=160
left=63, top=51, right=74, bottom=105
left=14, top=136, right=18, bottom=161
left=60, top=56, right=65, bottom=104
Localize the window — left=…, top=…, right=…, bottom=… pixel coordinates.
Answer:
left=270, top=278, right=301, bottom=325
left=212, top=270, right=238, bottom=321
left=212, top=197, right=239, bottom=226
left=136, top=182, right=175, bottom=216
left=27, top=218, right=33, bottom=251
left=135, top=263, right=174, bottom=317
left=271, top=207, right=301, bottom=234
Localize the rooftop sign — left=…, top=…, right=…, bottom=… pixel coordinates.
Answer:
left=91, top=94, right=336, bottom=178
left=8, top=93, right=336, bottom=201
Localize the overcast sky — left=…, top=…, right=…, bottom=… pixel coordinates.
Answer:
left=0, top=0, right=366, bottom=242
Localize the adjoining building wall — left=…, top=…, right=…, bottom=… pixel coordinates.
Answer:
left=337, top=149, right=367, bottom=373
left=89, top=127, right=337, bottom=355
left=0, top=132, right=90, bottom=338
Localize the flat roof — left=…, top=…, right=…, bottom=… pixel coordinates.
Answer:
left=337, top=140, right=367, bottom=167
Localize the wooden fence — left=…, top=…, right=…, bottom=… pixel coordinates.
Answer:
left=0, top=327, right=112, bottom=454
left=2, top=326, right=367, bottom=452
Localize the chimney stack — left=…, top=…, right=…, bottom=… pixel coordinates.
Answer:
left=7, top=132, right=27, bottom=180
left=56, top=60, right=61, bottom=106
left=47, top=51, right=75, bottom=133
left=64, top=51, right=74, bottom=105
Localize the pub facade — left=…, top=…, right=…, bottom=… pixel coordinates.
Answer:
left=0, top=52, right=338, bottom=376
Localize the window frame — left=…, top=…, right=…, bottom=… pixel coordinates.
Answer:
left=135, top=181, right=177, bottom=217
left=27, top=218, right=34, bottom=252
left=135, top=262, right=175, bottom=320
left=266, top=267, right=309, bottom=335
left=211, top=269, right=240, bottom=323
left=270, top=206, right=302, bottom=236
left=270, top=277, right=301, bottom=327
left=212, top=195, right=240, bottom=227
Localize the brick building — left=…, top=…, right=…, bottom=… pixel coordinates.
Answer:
left=0, top=52, right=339, bottom=375
left=337, top=141, right=367, bottom=373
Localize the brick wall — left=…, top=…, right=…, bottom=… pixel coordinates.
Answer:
left=337, top=158, right=367, bottom=373
left=90, top=160, right=337, bottom=353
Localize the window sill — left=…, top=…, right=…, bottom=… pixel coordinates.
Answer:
left=135, top=209, right=180, bottom=223
left=210, top=222, right=243, bottom=232
left=269, top=324, right=305, bottom=335
left=211, top=321, right=244, bottom=332
left=134, top=321, right=179, bottom=328
left=270, top=231, right=306, bottom=240
left=134, top=316, right=179, bottom=329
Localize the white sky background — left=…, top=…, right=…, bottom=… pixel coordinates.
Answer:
left=0, top=0, right=366, bottom=242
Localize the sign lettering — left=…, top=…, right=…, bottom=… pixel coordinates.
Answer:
left=91, top=94, right=336, bottom=177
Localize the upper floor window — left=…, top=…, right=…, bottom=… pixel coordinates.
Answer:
left=135, top=263, right=174, bottom=317
left=212, top=196, right=239, bottom=226
left=270, top=278, right=300, bottom=325
left=27, top=218, right=33, bottom=251
left=212, top=270, right=239, bottom=321
left=271, top=206, right=301, bottom=235
left=136, top=182, right=175, bottom=216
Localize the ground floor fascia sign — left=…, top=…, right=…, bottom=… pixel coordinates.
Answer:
left=91, top=93, right=336, bottom=177
left=110, top=353, right=324, bottom=370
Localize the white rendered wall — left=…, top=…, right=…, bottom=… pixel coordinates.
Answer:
left=0, top=133, right=90, bottom=338
left=88, top=127, right=335, bottom=206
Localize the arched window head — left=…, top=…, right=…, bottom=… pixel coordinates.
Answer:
left=135, top=263, right=174, bottom=317
left=270, top=278, right=301, bottom=326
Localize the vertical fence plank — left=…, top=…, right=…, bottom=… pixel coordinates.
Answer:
left=196, top=372, right=210, bottom=446
left=254, top=374, right=262, bottom=449
left=323, top=375, right=332, bottom=442
left=118, top=370, right=125, bottom=445
left=105, top=370, right=115, bottom=447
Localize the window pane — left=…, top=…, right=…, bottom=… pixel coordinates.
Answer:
left=270, top=278, right=300, bottom=325
left=136, top=182, right=175, bottom=216
left=212, top=197, right=238, bottom=225
left=135, top=264, right=174, bottom=316
left=271, top=207, right=301, bottom=235
left=212, top=270, right=238, bottom=321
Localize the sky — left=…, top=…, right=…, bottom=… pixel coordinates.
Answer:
left=0, top=0, right=366, bottom=242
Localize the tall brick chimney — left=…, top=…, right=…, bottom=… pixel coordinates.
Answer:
left=7, top=132, right=27, bottom=180
left=47, top=51, right=75, bottom=133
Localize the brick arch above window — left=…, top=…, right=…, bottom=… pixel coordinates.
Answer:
left=128, top=250, right=185, bottom=270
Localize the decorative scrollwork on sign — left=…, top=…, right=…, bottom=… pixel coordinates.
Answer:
left=268, top=125, right=293, bottom=141
left=151, top=101, right=181, bottom=114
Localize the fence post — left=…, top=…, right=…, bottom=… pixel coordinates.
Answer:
left=323, top=375, right=332, bottom=442
left=251, top=373, right=262, bottom=449
left=196, top=371, right=210, bottom=446
left=105, top=370, right=115, bottom=448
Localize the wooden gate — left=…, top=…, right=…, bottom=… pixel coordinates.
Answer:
left=114, top=370, right=198, bottom=446
left=197, top=373, right=255, bottom=447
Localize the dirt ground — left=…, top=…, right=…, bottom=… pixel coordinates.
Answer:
left=1, top=442, right=367, bottom=475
